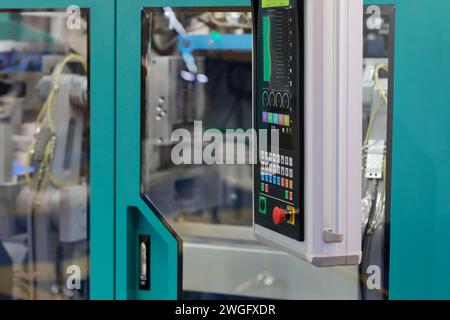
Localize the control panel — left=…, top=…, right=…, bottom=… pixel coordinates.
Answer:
left=254, top=0, right=304, bottom=241
left=253, top=0, right=363, bottom=266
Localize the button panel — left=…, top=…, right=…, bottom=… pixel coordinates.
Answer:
left=254, top=0, right=305, bottom=242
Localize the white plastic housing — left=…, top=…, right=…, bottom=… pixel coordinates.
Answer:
left=254, top=0, right=363, bottom=267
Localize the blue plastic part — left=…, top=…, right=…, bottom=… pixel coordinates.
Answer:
left=0, top=52, right=59, bottom=72
left=179, top=34, right=252, bottom=73
left=12, top=163, right=34, bottom=176
left=179, top=34, right=252, bottom=53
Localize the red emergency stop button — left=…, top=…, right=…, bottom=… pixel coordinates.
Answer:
left=272, top=207, right=286, bottom=225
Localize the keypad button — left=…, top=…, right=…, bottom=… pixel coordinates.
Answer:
left=273, top=114, right=279, bottom=125
left=289, top=157, right=293, bottom=167
left=289, top=169, right=293, bottom=178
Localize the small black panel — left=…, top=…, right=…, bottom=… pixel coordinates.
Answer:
left=138, top=235, right=150, bottom=290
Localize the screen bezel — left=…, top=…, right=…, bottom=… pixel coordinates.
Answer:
left=252, top=0, right=305, bottom=242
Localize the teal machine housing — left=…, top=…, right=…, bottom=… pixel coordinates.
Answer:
left=0, top=0, right=116, bottom=299
left=2, top=0, right=449, bottom=300
left=114, top=0, right=450, bottom=300
left=364, top=0, right=450, bottom=299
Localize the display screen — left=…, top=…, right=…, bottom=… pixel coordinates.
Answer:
left=254, top=0, right=304, bottom=241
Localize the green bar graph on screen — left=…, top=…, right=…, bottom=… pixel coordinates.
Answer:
left=263, top=16, right=271, bottom=82
left=262, top=0, right=289, bottom=8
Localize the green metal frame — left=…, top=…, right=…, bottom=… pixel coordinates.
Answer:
left=365, top=0, right=450, bottom=299
left=0, top=0, right=116, bottom=299
left=116, top=0, right=250, bottom=300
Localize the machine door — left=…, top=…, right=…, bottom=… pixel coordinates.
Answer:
left=117, top=0, right=393, bottom=300
left=0, top=0, right=115, bottom=300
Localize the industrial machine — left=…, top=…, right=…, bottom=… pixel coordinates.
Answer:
left=1, top=0, right=449, bottom=301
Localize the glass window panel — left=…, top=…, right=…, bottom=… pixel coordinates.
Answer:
left=0, top=9, right=90, bottom=300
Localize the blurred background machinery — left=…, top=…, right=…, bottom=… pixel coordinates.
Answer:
left=0, top=10, right=90, bottom=300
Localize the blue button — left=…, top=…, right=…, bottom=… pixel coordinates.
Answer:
left=273, top=113, right=279, bottom=124
left=269, top=175, right=273, bottom=183
left=277, top=176, right=281, bottom=185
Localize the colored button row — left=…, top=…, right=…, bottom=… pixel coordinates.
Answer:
left=261, top=163, right=293, bottom=178
left=261, top=174, right=294, bottom=190
left=261, top=174, right=280, bottom=185
left=262, top=112, right=290, bottom=127
left=260, top=151, right=293, bottom=167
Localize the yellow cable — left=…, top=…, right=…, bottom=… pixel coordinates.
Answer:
left=25, top=53, right=88, bottom=189
left=43, top=138, right=80, bottom=189
left=24, top=142, right=35, bottom=186
left=362, top=64, right=389, bottom=233
left=363, top=64, right=388, bottom=149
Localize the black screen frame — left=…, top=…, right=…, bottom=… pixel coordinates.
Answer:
left=252, top=0, right=305, bottom=242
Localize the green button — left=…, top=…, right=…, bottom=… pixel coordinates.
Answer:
left=268, top=113, right=273, bottom=124
left=259, top=196, right=267, bottom=214
left=285, top=190, right=289, bottom=199
left=261, top=183, right=265, bottom=192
